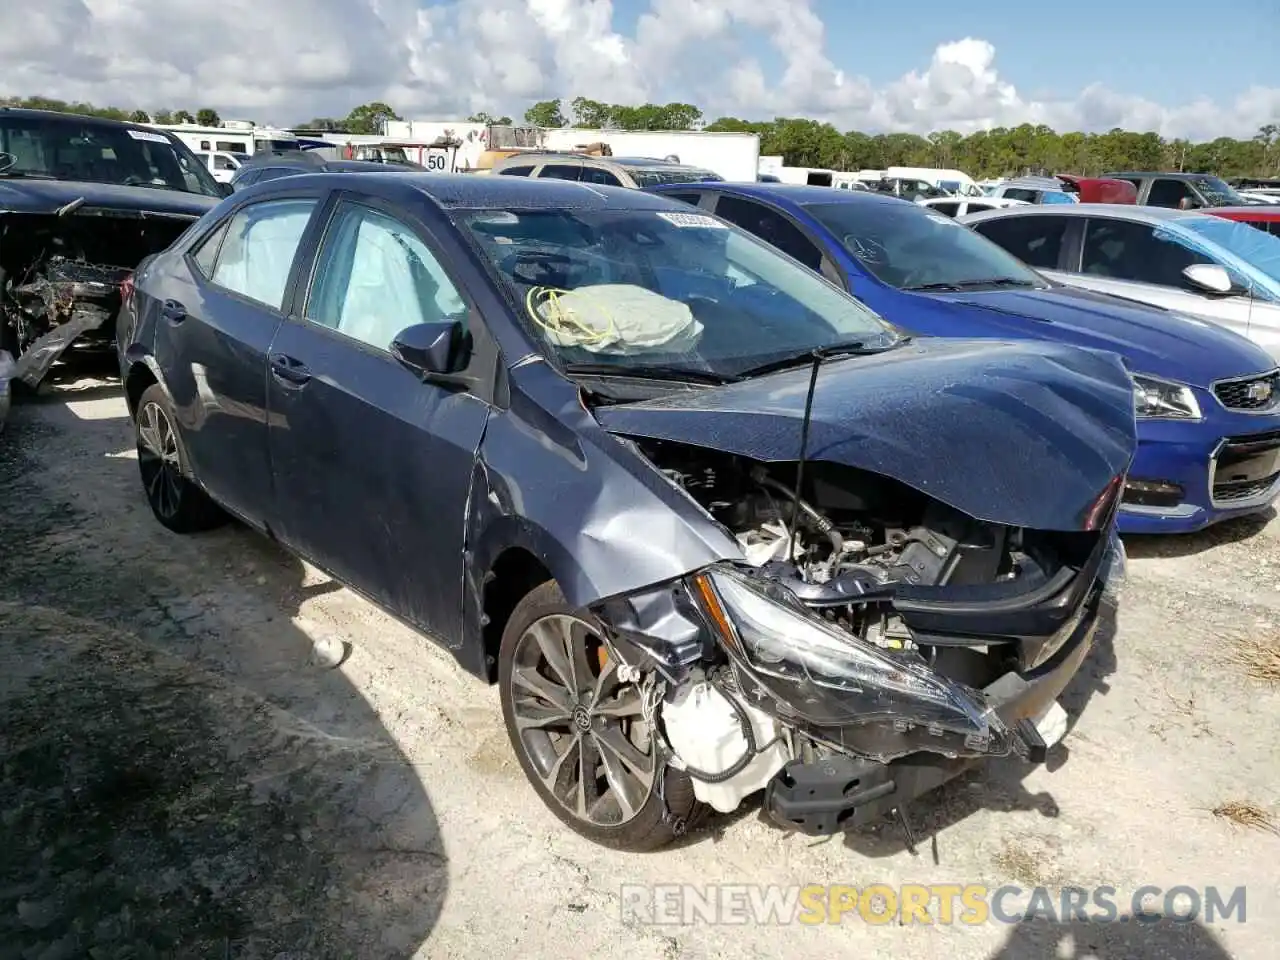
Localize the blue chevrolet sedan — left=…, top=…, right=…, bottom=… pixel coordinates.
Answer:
left=650, top=183, right=1280, bottom=535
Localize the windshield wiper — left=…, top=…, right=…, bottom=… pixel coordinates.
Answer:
left=734, top=337, right=895, bottom=379
left=905, top=277, right=1039, bottom=292
left=561, top=362, right=739, bottom=385
left=0, top=170, right=58, bottom=180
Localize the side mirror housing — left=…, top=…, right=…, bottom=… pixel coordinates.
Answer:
left=391, top=319, right=471, bottom=378
left=1182, top=263, right=1241, bottom=296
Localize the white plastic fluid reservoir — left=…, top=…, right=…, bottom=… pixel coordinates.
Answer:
left=661, top=680, right=791, bottom=813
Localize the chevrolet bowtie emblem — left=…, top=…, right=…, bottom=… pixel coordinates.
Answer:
left=1246, top=380, right=1273, bottom=402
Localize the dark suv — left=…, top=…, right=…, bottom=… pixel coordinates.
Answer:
left=1105, top=171, right=1251, bottom=210
left=0, top=107, right=228, bottom=386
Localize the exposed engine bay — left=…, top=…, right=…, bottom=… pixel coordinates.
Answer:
left=598, top=438, right=1119, bottom=835
left=0, top=209, right=195, bottom=386
left=643, top=438, right=1099, bottom=640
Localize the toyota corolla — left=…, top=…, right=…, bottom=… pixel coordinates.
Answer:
left=117, top=174, right=1131, bottom=850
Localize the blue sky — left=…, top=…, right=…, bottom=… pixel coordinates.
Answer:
left=615, top=0, right=1279, bottom=107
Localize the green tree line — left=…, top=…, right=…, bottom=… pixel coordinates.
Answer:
left=7, top=93, right=1279, bottom=178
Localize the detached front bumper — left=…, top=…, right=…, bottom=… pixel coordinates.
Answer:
left=763, top=569, right=1115, bottom=836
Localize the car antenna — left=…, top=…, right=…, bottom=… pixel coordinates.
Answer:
left=787, top=347, right=827, bottom=565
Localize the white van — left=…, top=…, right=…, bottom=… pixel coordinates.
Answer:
left=191, top=150, right=248, bottom=183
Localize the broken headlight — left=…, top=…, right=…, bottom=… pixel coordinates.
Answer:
left=1131, top=373, right=1201, bottom=420
left=692, top=565, right=1004, bottom=748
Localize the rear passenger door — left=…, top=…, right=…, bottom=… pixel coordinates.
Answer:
left=264, top=193, right=495, bottom=641
left=968, top=214, right=1073, bottom=270
left=158, top=193, right=323, bottom=527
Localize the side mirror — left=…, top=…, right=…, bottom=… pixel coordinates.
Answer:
left=391, top=319, right=471, bottom=378
left=1182, top=263, right=1240, bottom=296
left=217, top=182, right=234, bottom=198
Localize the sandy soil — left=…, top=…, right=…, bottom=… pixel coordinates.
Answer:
left=1, top=374, right=1277, bottom=960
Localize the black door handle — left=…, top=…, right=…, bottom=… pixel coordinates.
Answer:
left=160, top=299, right=186, bottom=323
left=269, top=353, right=312, bottom=386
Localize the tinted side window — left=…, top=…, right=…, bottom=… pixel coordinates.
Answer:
left=305, top=203, right=467, bottom=352
left=663, top=192, right=704, bottom=206
left=580, top=166, right=622, bottom=186
left=498, top=165, right=533, bottom=176
left=537, top=164, right=581, bottom=181
left=214, top=155, right=237, bottom=171
left=208, top=198, right=317, bottom=310
left=1002, top=188, right=1040, bottom=203
left=1081, top=218, right=1212, bottom=286
left=712, top=196, right=823, bottom=271
left=1146, top=178, right=1195, bottom=208
left=970, top=215, right=1068, bottom=269
left=930, top=201, right=960, bottom=217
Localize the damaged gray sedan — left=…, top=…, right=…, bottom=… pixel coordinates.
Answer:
left=118, top=174, right=1134, bottom=850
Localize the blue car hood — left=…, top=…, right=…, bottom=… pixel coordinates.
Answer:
left=919, top=284, right=1273, bottom=386
left=0, top=178, right=218, bottom=218
left=596, top=337, right=1137, bottom=531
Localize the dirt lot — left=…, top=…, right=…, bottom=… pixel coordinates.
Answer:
left=1, top=375, right=1278, bottom=959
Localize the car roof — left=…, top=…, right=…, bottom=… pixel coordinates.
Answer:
left=653, top=181, right=910, bottom=209
left=1103, top=171, right=1218, bottom=181
left=0, top=106, right=178, bottom=138
left=248, top=172, right=689, bottom=211
left=959, top=203, right=1207, bottom=225
left=495, top=153, right=714, bottom=173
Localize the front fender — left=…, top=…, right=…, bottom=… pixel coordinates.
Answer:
left=457, top=366, right=744, bottom=674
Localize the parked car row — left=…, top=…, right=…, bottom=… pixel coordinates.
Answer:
left=8, top=104, right=1278, bottom=854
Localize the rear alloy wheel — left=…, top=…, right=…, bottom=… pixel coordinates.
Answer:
left=498, top=580, right=702, bottom=850
left=135, top=383, right=226, bottom=533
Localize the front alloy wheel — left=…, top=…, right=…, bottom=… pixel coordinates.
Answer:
left=498, top=580, right=702, bottom=850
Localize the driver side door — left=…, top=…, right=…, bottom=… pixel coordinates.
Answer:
left=1073, top=217, right=1255, bottom=339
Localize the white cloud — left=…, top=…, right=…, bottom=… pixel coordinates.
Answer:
left=0, top=0, right=1276, bottom=140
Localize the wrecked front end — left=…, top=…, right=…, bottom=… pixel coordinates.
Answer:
left=0, top=207, right=198, bottom=387
left=590, top=448, right=1127, bottom=836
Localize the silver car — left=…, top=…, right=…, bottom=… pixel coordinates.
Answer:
left=960, top=203, right=1280, bottom=360
left=487, top=152, right=723, bottom=188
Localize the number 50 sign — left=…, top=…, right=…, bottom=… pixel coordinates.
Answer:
left=422, top=150, right=452, bottom=172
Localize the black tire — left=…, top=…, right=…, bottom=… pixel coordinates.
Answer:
left=134, top=383, right=226, bottom=533
left=498, top=579, right=703, bottom=851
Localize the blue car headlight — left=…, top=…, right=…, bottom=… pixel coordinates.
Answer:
left=1131, top=373, right=1201, bottom=420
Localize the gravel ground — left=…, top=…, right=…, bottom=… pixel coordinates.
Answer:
left=1, top=374, right=1278, bottom=960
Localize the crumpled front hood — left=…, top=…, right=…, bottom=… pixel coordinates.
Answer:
left=927, top=283, right=1274, bottom=386
left=596, top=337, right=1137, bottom=531
left=0, top=179, right=218, bottom=218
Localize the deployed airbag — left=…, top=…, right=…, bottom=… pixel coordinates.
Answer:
left=532, top=283, right=704, bottom=354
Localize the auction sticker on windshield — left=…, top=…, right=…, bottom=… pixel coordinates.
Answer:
left=657, top=212, right=727, bottom=229
left=127, top=129, right=172, bottom=144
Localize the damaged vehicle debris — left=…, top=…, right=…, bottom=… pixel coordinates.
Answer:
left=118, top=175, right=1134, bottom=850
left=0, top=107, right=225, bottom=387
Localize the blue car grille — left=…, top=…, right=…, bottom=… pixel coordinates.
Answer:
left=1213, top=372, right=1280, bottom=412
